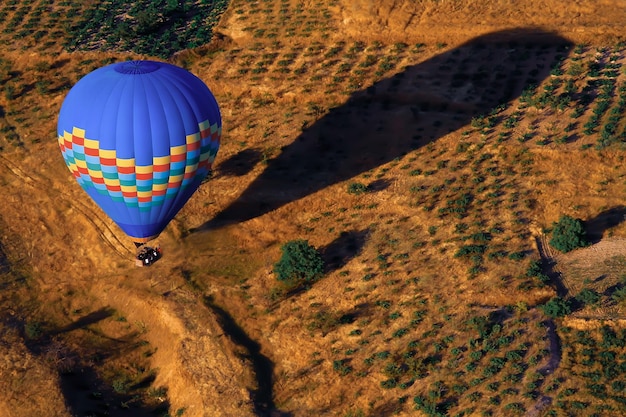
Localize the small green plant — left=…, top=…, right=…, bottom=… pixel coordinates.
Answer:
left=25, top=321, right=42, bottom=339
left=344, top=409, right=365, bottom=417
left=148, top=386, right=167, bottom=398
left=333, top=358, right=353, bottom=375
left=347, top=182, right=368, bottom=195
left=274, top=239, right=324, bottom=284
left=112, top=376, right=129, bottom=394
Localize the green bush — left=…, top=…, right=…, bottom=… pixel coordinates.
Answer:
left=549, top=215, right=589, bottom=253
left=347, top=182, right=368, bottom=195
left=541, top=296, right=571, bottom=318
left=274, top=239, right=324, bottom=284
left=333, top=359, right=353, bottom=376
left=611, top=286, right=626, bottom=303
left=526, top=259, right=543, bottom=277
left=112, top=376, right=129, bottom=394
left=526, top=259, right=550, bottom=284
left=25, top=321, right=42, bottom=339
left=576, top=288, right=601, bottom=306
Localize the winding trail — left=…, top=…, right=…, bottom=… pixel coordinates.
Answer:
left=0, top=152, right=260, bottom=416
left=535, top=234, right=571, bottom=296
left=0, top=154, right=132, bottom=259
left=527, top=234, right=626, bottom=416
left=526, top=234, right=564, bottom=417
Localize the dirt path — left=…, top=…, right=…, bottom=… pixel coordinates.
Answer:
left=0, top=154, right=132, bottom=259
left=0, top=148, right=258, bottom=417
left=534, top=233, right=571, bottom=296
left=526, top=235, right=626, bottom=416
left=524, top=235, right=562, bottom=417
left=93, top=280, right=257, bottom=417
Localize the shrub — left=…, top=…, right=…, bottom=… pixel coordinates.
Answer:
left=333, top=359, right=353, bottom=376
left=274, top=239, right=324, bottom=284
left=25, top=321, right=42, bottom=339
left=576, top=288, right=601, bottom=306
left=526, top=259, right=550, bottom=284
left=380, top=378, right=397, bottom=389
left=549, top=215, right=589, bottom=253
left=504, top=402, right=525, bottom=414
left=347, top=182, right=368, bottom=195
left=612, top=286, right=626, bottom=303
left=454, top=244, right=486, bottom=258
left=508, top=251, right=526, bottom=261
left=526, top=259, right=543, bottom=277
left=541, top=296, right=571, bottom=318
left=112, top=377, right=129, bottom=393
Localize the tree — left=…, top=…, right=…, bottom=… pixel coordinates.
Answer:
left=273, top=239, right=324, bottom=284
left=549, top=215, right=589, bottom=253
left=541, top=296, right=571, bottom=318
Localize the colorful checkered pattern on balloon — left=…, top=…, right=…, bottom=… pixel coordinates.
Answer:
left=58, top=120, right=220, bottom=209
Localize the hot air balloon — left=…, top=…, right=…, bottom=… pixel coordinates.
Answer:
left=57, top=60, right=221, bottom=247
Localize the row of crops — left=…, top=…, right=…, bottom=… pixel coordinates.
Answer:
left=0, top=0, right=229, bottom=58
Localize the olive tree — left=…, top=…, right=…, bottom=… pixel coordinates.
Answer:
left=549, top=215, right=589, bottom=253
left=273, top=239, right=324, bottom=284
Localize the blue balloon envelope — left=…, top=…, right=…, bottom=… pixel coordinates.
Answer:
left=57, top=60, right=221, bottom=243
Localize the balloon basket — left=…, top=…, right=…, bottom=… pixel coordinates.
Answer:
left=135, top=245, right=162, bottom=267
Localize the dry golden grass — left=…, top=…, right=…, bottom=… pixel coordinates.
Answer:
left=1, top=1, right=626, bottom=417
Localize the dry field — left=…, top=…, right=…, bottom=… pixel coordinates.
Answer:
left=1, top=1, right=626, bottom=417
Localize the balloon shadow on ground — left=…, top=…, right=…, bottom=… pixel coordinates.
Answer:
left=199, top=28, right=573, bottom=229
left=217, top=148, right=263, bottom=177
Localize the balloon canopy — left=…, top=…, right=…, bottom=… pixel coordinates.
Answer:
left=57, top=60, right=221, bottom=244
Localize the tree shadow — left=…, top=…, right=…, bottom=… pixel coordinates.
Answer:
left=604, top=281, right=625, bottom=299
left=51, top=58, right=71, bottom=69
left=593, top=274, right=608, bottom=283
left=585, top=205, right=626, bottom=243
left=366, top=178, right=392, bottom=192
left=48, top=80, right=73, bottom=95
left=321, top=229, right=369, bottom=272
left=0, top=70, right=20, bottom=85
left=306, top=303, right=372, bottom=336
left=19, top=312, right=172, bottom=417
left=198, top=28, right=572, bottom=229
left=51, top=307, right=116, bottom=335
left=59, top=365, right=171, bottom=417
left=533, top=250, right=569, bottom=297
left=337, top=302, right=372, bottom=325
